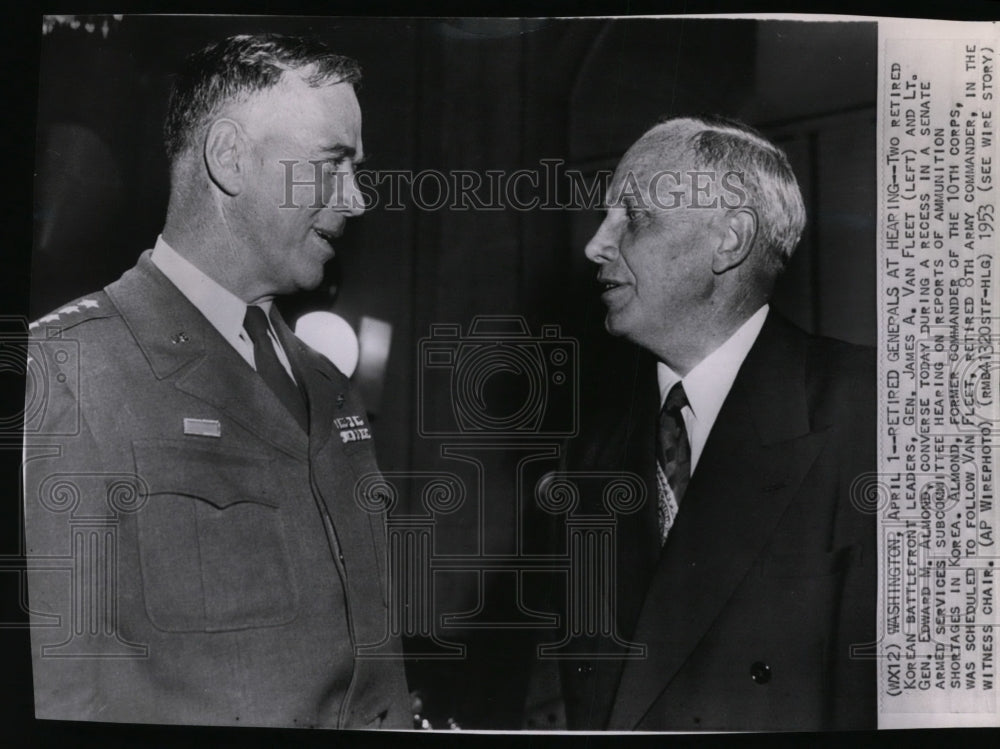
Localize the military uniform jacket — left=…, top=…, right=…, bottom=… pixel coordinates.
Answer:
left=23, top=251, right=410, bottom=728
left=558, top=312, right=877, bottom=731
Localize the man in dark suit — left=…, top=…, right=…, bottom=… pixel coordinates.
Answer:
left=23, top=34, right=409, bottom=728
left=557, top=115, right=876, bottom=731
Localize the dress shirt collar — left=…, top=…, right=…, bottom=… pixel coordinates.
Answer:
left=150, top=234, right=274, bottom=335
left=657, top=304, right=769, bottom=424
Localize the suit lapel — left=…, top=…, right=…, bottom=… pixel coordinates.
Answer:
left=608, top=313, right=828, bottom=729
left=105, top=251, right=308, bottom=459
left=613, top=359, right=663, bottom=638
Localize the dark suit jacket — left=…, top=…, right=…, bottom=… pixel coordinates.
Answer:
left=23, top=251, right=410, bottom=728
left=559, top=312, right=876, bottom=731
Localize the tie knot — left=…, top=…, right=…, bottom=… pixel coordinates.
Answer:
left=243, top=305, right=271, bottom=345
left=663, top=381, right=689, bottom=414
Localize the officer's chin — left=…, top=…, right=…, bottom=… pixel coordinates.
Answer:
left=298, top=276, right=325, bottom=294
left=295, top=264, right=328, bottom=294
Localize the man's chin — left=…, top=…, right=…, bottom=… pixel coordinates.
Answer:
left=293, top=264, right=328, bottom=293
left=299, top=276, right=325, bottom=293
left=603, top=310, right=630, bottom=338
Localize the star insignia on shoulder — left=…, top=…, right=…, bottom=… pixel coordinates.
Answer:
left=29, top=298, right=101, bottom=333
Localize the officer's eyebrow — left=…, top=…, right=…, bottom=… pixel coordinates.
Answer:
left=320, top=144, right=366, bottom=165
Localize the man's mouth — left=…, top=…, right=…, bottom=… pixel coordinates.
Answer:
left=598, top=278, right=628, bottom=294
left=313, top=226, right=342, bottom=252
left=596, top=277, right=631, bottom=308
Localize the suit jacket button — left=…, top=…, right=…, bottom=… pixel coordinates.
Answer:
left=750, top=661, right=771, bottom=684
left=576, top=662, right=594, bottom=675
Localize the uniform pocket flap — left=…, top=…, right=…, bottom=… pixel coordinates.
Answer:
left=132, top=438, right=280, bottom=509
left=132, top=439, right=297, bottom=632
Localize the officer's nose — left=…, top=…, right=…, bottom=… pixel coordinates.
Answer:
left=584, top=215, right=620, bottom=265
left=332, top=169, right=366, bottom=218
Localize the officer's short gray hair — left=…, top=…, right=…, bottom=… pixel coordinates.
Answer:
left=163, top=33, right=362, bottom=164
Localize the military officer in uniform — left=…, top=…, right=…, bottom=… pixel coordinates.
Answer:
left=23, top=34, right=410, bottom=728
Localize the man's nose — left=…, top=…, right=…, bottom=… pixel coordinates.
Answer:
left=584, top=218, right=619, bottom=264
left=331, top=169, right=366, bottom=217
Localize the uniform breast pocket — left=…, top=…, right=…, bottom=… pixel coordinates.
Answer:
left=132, top=439, right=298, bottom=632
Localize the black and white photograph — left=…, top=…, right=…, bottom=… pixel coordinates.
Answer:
left=3, top=8, right=998, bottom=743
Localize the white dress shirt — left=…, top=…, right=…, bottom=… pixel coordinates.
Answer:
left=657, top=305, right=769, bottom=473
left=149, top=235, right=296, bottom=380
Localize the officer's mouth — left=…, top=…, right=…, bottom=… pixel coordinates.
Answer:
left=313, top=226, right=342, bottom=254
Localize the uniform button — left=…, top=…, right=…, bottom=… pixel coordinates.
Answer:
left=338, top=553, right=345, bottom=562
left=576, top=662, right=594, bottom=675
left=750, top=661, right=771, bottom=684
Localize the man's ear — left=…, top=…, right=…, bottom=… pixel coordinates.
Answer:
left=712, top=207, right=758, bottom=274
left=203, top=118, right=245, bottom=196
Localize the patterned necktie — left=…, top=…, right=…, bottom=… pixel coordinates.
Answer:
left=656, top=381, right=691, bottom=544
left=243, top=305, right=308, bottom=431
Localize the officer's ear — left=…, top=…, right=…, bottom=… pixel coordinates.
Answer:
left=712, top=207, right=757, bottom=274
left=203, top=118, right=246, bottom=196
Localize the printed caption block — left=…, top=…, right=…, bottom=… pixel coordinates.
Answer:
left=878, top=20, right=1000, bottom=729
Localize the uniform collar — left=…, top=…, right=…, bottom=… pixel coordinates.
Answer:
left=150, top=235, right=273, bottom=341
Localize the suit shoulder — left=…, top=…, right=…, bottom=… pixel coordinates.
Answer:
left=806, top=334, right=875, bottom=380
left=802, top=333, right=876, bottom=416
left=29, top=291, right=119, bottom=337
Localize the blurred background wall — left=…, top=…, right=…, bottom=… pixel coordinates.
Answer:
left=31, top=15, right=876, bottom=729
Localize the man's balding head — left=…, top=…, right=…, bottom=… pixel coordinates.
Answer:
left=640, top=115, right=806, bottom=278
left=586, top=115, right=804, bottom=372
